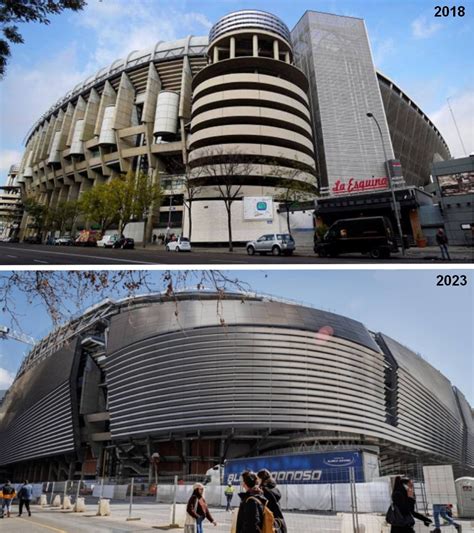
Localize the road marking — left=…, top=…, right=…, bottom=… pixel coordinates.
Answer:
left=0, top=246, right=155, bottom=265
left=7, top=255, right=17, bottom=258
left=34, top=259, right=49, bottom=264
left=16, top=516, right=67, bottom=533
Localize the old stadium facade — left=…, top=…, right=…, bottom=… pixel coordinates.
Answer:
left=11, top=10, right=451, bottom=244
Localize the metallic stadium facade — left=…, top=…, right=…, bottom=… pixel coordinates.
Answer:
left=11, top=10, right=450, bottom=244
left=0, top=293, right=472, bottom=482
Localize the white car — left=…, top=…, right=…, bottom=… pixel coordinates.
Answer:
left=166, top=237, right=191, bottom=252
left=97, top=234, right=120, bottom=248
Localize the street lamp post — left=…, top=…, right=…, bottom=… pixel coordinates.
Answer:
left=366, top=112, right=405, bottom=255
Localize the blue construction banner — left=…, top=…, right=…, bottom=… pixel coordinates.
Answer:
left=224, top=451, right=364, bottom=485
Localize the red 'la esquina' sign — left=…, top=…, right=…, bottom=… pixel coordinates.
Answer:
left=332, top=177, right=389, bottom=194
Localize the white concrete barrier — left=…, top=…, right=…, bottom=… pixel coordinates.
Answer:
left=97, top=498, right=111, bottom=516
left=52, top=494, right=61, bottom=507
left=39, top=494, right=48, bottom=507
left=74, top=497, right=86, bottom=512
left=61, top=495, right=73, bottom=510
left=169, top=503, right=187, bottom=527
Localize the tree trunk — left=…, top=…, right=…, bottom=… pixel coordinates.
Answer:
left=226, top=202, right=233, bottom=252
left=286, top=201, right=291, bottom=234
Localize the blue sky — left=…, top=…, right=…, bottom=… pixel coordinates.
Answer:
left=0, top=0, right=473, bottom=182
left=0, top=269, right=472, bottom=405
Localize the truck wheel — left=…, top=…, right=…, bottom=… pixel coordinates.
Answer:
left=272, top=246, right=281, bottom=256
left=370, top=248, right=382, bottom=259
left=247, top=246, right=255, bottom=256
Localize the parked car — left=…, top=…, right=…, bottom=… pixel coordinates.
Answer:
left=97, top=234, right=121, bottom=248
left=166, top=236, right=191, bottom=252
left=54, top=236, right=74, bottom=246
left=75, top=230, right=100, bottom=247
left=113, top=237, right=134, bottom=249
left=314, top=216, right=398, bottom=259
left=1, top=236, right=19, bottom=243
left=246, top=233, right=295, bottom=256
left=23, top=235, right=42, bottom=244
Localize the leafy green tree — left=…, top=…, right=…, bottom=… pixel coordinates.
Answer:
left=47, top=199, right=80, bottom=234
left=22, top=196, right=49, bottom=236
left=79, top=183, right=118, bottom=233
left=0, top=0, right=86, bottom=77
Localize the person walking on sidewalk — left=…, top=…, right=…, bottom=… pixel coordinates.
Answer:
left=431, top=503, right=462, bottom=532
left=388, top=476, right=432, bottom=532
left=436, top=228, right=451, bottom=261
left=17, top=480, right=33, bottom=517
left=257, top=469, right=287, bottom=533
left=185, top=482, right=217, bottom=533
left=236, top=471, right=267, bottom=533
left=1, top=480, right=16, bottom=518
left=224, top=482, right=234, bottom=512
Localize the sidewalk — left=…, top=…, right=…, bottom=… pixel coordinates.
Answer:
left=189, top=244, right=473, bottom=262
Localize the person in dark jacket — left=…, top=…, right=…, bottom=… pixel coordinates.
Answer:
left=390, top=476, right=432, bottom=532
left=237, top=471, right=267, bottom=533
left=257, top=469, right=287, bottom=533
left=436, top=228, right=451, bottom=261
left=186, top=483, right=217, bottom=533
left=17, top=480, right=33, bottom=517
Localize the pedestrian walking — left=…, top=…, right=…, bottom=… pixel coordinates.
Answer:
left=185, top=482, right=217, bottom=533
left=152, top=233, right=157, bottom=245
left=236, top=471, right=268, bottom=533
left=431, top=503, right=462, bottom=532
left=17, top=479, right=33, bottom=517
left=257, top=469, right=287, bottom=533
left=1, top=480, right=16, bottom=518
left=436, top=228, right=451, bottom=261
left=224, top=482, right=235, bottom=512
left=386, top=476, right=432, bottom=532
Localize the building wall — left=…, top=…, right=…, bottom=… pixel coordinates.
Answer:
left=292, top=11, right=394, bottom=194
left=378, top=74, right=451, bottom=187
left=431, top=156, right=474, bottom=245
left=0, top=295, right=472, bottom=475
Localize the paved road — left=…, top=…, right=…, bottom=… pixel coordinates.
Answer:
left=2, top=243, right=466, bottom=265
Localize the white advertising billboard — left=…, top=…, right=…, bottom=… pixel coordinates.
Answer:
left=243, top=197, right=273, bottom=220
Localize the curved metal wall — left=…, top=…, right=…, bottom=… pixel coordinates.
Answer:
left=0, top=342, right=78, bottom=466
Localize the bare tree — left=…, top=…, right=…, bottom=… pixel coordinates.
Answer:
left=0, top=271, right=252, bottom=331
left=270, top=157, right=318, bottom=234
left=183, top=163, right=203, bottom=242
left=194, top=147, right=254, bottom=251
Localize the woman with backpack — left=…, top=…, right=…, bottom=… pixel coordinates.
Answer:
left=185, top=483, right=217, bottom=533
left=387, top=476, right=432, bottom=532
left=236, top=471, right=268, bottom=533
left=257, top=469, right=287, bottom=533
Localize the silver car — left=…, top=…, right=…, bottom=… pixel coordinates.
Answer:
left=246, top=233, right=295, bottom=256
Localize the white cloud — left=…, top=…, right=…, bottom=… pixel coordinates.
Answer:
left=0, top=149, right=23, bottom=180
left=430, top=90, right=474, bottom=158
left=0, top=367, right=14, bottom=389
left=75, top=1, right=212, bottom=72
left=411, top=15, right=441, bottom=39
left=372, top=37, right=396, bottom=67
left=0, top=44, right=86, bottom=152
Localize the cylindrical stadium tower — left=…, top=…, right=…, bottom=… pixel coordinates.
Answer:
left=187, top=11, right=318, bottom=243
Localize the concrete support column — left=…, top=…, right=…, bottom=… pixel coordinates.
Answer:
left=285, top=51, right=290, bottom=63
left=252, top=34, right=259, bottom=56
left=230, top=37, right=236, bottom=59
left=273, top=39, right=279, bottom=60
left=213, top=46, right=219, bottom=63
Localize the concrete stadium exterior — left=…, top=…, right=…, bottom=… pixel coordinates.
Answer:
left=10, top=10, right=451, bottom=244
left=0, top=293, right=472, bottom=482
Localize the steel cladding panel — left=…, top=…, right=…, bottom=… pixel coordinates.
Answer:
left=105, top=298, right=386, bottom=439
left=0, top=342, right=77, bottom=465
left=292, top=11, right=394, bottom=192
